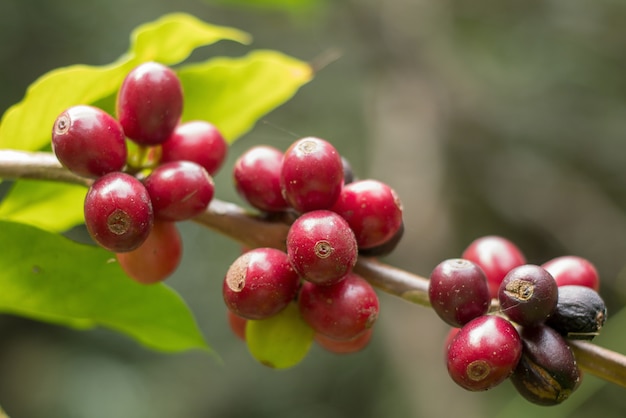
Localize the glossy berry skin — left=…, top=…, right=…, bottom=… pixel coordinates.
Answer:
left=116, top=62, right=183, bottom=145
left=287, top=210, right=358, bottom=286
left=52, top=105, right=127, bottom=178
left=428, top=258, right=491, bottom=327
left=161, top=121, right=227, bottom=176
left=541, top=255, right=600, bottom=291
left=222, top=248, right=300, bottom=320
left=315, top=328, right=373, bottom=354
left=446, top=315, right=522, bottom=391
left=498, top=264, right=558, bottom=327
left=143, top=161, right=214, bottom=221
left=298, top=272, right=379, bottom=341
left=116, top=221, right=182, bottom=284
left=331, top=179, right=403, bottom=250
left=84, top=172, right=153, bottom=252
left=462, top=235, right=526, bottom=299
left=233, top=145, right=289, bottom=212
left=280, top=137, right=344, bottom=213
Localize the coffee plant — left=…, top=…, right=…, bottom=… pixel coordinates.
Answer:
left=0, top=12, right=625, bottom=417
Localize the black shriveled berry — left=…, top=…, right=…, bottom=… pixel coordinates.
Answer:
left=546, top=285, right=607, bottom=340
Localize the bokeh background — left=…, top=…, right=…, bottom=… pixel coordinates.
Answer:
left=1, top=0, right=626, bottom=417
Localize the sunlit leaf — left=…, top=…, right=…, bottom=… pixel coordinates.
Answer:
left=246, top=302, right=314, bottom=369
left=0, top=221, right=208, bottom=353
left=178, top=49, right=313, bottom=142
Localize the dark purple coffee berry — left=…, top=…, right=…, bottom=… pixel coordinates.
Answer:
left=161, top=121, right=227, bottom=176
left=341, top=156, right=355, bottom=184
left=223, top=248, right=300, bottom=320
left=233, top=145, right=289, bottom=212
left=143, top=160, right=214, bottom=221
left=498, top=264, right=558, bottom=327
left=545, top=285, right=607, bottom=340
left=116, top=62, right=183, bottom=145
left=280, top=137, right=344, bottom=212
left=52, top=105, right=127, bottom=178
left=287, top=210, right=358, bottom=286
left=428, top=258, right=491, bottom=327
left=331, top=179, right=403, bottom=250
left=510, top=325, right=581, bottom=406
left=84, top=172, right=153, bottom=252
left=446, top=315, right=522, bottom=391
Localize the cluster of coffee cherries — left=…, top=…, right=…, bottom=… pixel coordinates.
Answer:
left=223, top=138, right=404, bottom=355
left=428, top=235, right=607, bottom=405
left=51, top=61, right=227, bottom=284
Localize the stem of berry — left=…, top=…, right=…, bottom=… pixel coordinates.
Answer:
left=1, top=149, right=625, bottom=388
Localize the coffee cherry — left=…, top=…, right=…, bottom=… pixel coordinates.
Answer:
left=161, top=121, right=227, bottom=176
left=542, top=255, right=600, bottom=291
left=143, top=161, right=214, bottom=221
left=116, top=221, right=182, bottom=284
left=298, top=272, right=379, bottom=341
left=84, top=172, right=153, bottom=252
left=52, top=105, right=127, bottom=178
left=510, top=325, right=581, bottom=405
left=358, top=221, right=404, bottom=257
left=280, top=137, right=344, bottom=212
left=116, top=62, right=183, bottom=145
left=428, top=258, right=490, bottom=327
left=227, top=310, right=247, bottom=341
left=498, top=264, right=558, bottom=327
left=446, top=315, right=522, bottom=391
left=331, top=179, right=403, bottom=250
left=287, top=210, right=358, bottom=286
left=233, top=145, right=289, bottom=212
left=223, top=248, right=300, bottom=320
left=462, top=235, right=526, bottom=299
left=315, top=328, right=373, bottom=354
left=546, top=285, right=607, bottom=340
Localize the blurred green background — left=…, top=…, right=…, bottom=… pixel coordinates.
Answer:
left=2, top=0, right=626, bottom=417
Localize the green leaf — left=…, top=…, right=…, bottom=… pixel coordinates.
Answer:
left=0, top=221, right=208, bottom=353
left=0, top=13, right=250, bottom=151
left=0, top=181, right=86, bottom=232
left=178, top=49, right=313, bottom=142
left=246, top=302, right=314, bottom=369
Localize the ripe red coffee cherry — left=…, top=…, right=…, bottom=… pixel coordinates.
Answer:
left=116, top=221, right=182, bottom=284
left=331, top=179, right=403, bottom=250
left=233, top=145, right=289, bottom=212
left=84, top=172, right=153, bottom=252
left=541, top=255, right=600, bottom=291
left=143, top=160, right=214, bottom=221
left=52, top=105, right=127, bottom=178
left=223, top=248, right=300, bottom=320
left=298, top=272, right=379, bottom=341
left=116, top=61, right=183, bottom=145
left=446, top=315, right=522, bottom=391
left=280, top=137, right=344, bottom=212
left=461, top=235, right=526, bottom=299
left=160, top=121, right=227, bottom=176
left=287, top=210, right=358, bottom=286
left=315, top=328, right=373, bottom=354
left=428, top=258, right=491, bottom=327
left=498, top=264, right=558, bottom=327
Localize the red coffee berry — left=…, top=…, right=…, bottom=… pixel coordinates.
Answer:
left=280, top=137, right=344, bottom=212
left=446, top=315, right=522, bottom=391
left=116, top=221, right=182, bottom=284
left=358, top=221, right=404, bottom=257
left=223, top=248, right=300, bottom=320
left=287, top=210, right=358, bottom=286
left=233, top=145, right=289, bottom=212
left=542, top=255, right=600, bottom=291
left=84, top=172, right=153, bottom=252
left=331, top=179, right=403, bottom=249
left=315, top=328, right=373, bottom=354
left=298, top=272, right=379, bottom=341
left=161, top=121, right=227, bottom=176
left=498, top=264, right=558, bottom=327
left=461, top=235, right=526, bottom=299
left=52, top=105, right=127, bottom=178
left=116, top=61, right=183, bottom=145
left=143, top=160, right=214, bottom=221
left=428, top=258, right=491, bottom=327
